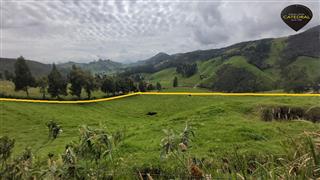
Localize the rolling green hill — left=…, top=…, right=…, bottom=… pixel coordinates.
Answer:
left=130, top=25, right=320, bottom=91
left=0, top=58, right=53, bottom=77
left=288, top=56, right=320, bottom=80
left=1, top=25, right=319, bottom=91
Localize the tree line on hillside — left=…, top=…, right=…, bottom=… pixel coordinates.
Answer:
left=242, top=40, right=272, bottom=70
left=280, top=27, right=320, bottom=67
left=0, top=70, right=14, bottom=81
left=176, top=63, right=198, bottom=77
left=2, top=56, right=319, bottom=95
left=1, top=56, right=163, bottom=99
left=211, top=64, right=268, bottom=92
left=210, top=64, right=320, bottom=93
left=281, top=65, right=320, bottom=93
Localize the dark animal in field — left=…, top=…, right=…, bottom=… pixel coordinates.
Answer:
left=146, top=112, right=157, bottom=116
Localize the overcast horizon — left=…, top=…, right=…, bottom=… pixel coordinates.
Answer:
left=1, top=0, right=319, bottom=64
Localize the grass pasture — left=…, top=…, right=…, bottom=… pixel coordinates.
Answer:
left=1, top=94, right=319, bottom=172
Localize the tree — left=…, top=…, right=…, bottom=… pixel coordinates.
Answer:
left=94, top=74, right=104, bottom=88
left=132, top=74, right=144, bottom=81
left=4, top=70, right=13, bottom=81
left=122, top=78, right=136, bottom=93
left=101, top=76, right=115, bottom=95
left=147, top=83, right=154, bottom=91
left=312, top=76, right=320, bottom=93
left=282, top=66, right=311, bottom=93
left=48, top=64, right=67, bottom=98
left=138, top=81, right=146, bottom=92
left=0, top=72, right=3, bottom=79
left=176, top=63, right=198, bottom=77
left=173, top=77, right=178, bottom=87
left=4, top=70, right=14, bottom=81
left=83, top=71, right=96, bottom=99
left=114, top=77, right=133, bottom=94
left=156, top=82, right=162, bottom=91
left=37, top=77, right=48, bottom=99
left=13, top=56, right=35, bottom=96
left=68, top=65, right=85, bottom=98
left=0, top=136, right=15, bottom=162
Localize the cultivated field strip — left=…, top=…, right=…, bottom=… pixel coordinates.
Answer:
left=0, top=92, right=320, bottom=104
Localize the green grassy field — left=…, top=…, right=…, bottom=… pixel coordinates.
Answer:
left=1, top=95, right=319, bottom=169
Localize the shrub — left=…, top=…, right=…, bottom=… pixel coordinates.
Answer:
left=46, top=120, right=62, bottom=139
left=260, top=105, right=320, bottom=123
left=260, top=106, right=305, bottom=121
left=305, top=106, right=320, bottom=123
left=0, top=136, right=15, bottom=162
left=1, top=124, right=319, bottom=179
left=173, top=77, right=178, bottom=87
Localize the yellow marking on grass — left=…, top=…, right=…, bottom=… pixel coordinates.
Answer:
left=142, top=92, right=320, bottom=97
left=0, top=92, right=139, bottom=104
left=0, top=92, right=319, bottom=104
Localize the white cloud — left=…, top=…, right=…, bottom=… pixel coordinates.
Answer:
left=1, top=0, right=319, bottom=63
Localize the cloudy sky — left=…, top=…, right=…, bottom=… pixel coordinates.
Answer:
left=1, top=0, right=319, bottom=63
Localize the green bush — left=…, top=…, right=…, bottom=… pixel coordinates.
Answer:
left=306, top=106, right=320, bottom=123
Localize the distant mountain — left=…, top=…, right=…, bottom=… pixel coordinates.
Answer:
left=57, top=59, right=124, bottom=74
left=0, top=58, right=52, bottom=77
left=134, top=25, right=319, bottom=69
left=136, top=52, right=172, bottom=65
left=126, top=25, right=320, bottom=90
left=0, top=58, right=124, bottom=78
left=127, top=50, right=222, bottom=74
left=281, top=25, right=320, bottom=65
left=1, top=25, right=319, bottom=91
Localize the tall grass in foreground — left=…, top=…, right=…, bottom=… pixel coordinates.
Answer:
left=155, top=127, right=320, bottom=179
left=0, top=122, right=319, bottom=179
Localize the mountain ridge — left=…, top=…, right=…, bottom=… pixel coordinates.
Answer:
left=0, top=58, right=124, bottom=77
left=132, top=25, right=320, bottom=90
left=1, top=25, right=319, bottom=88
left=138, top=25, right=319, bottom=68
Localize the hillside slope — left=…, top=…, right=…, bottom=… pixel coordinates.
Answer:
left=1, top=25, right=319, bottom=90
left=0, top=58, right=52, bottom=77
left=135, top=25, right=320, bottom=90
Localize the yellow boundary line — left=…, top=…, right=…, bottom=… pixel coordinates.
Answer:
left=0, top=92, right=319, bottom=104
left=0, top=93, right=138, bottom=104
left=142, top=92, right=320, bottom=97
